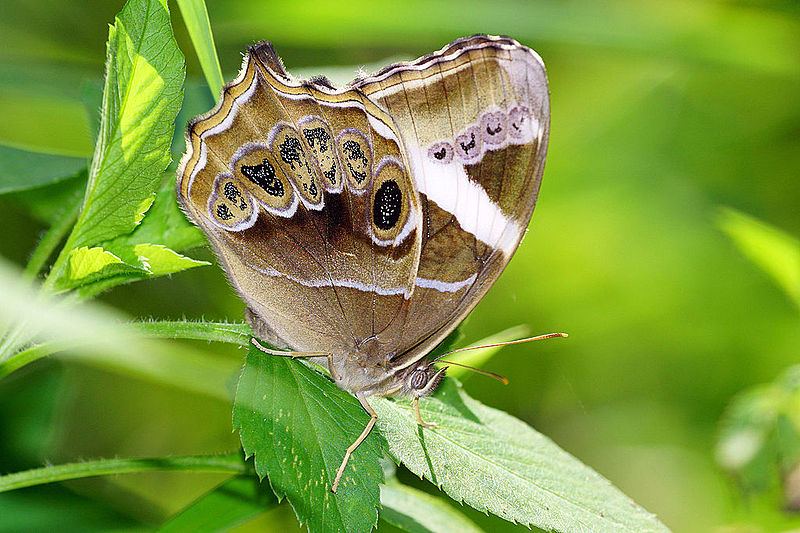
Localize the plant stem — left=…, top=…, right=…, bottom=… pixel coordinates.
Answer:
left=135, top=320, right=251, bottom=343
left=0, top=453, right=247, bottom=493
left=0, top=343, right=54, bottom=379
left=0, top=320, right=250, bottom=381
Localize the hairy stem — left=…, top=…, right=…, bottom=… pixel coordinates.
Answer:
left=0, top=453, right=247, bottom=493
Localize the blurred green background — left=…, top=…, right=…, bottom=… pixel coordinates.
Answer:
left=1, top=0, right=800, bottom=531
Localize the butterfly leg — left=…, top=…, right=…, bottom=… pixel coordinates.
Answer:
left=332, top=392, right=377, bottom=493
left=250, top=338, right=339, bottom=380
left=413, top=397, right=437, bottom=429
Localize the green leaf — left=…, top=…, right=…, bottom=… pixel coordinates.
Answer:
left=132, top=243, right=208, bottom=276
left=63, top=246, right=145, bottom=288
left=716, top=207, right=800, bottom=309
left=62, top=0, right=185, bottom=253
left=716, top=365, right=800, bottom=495
left=109, top=178, right=206, bottom=254
left=380, top=479, right=484, bottom=533
left=175, top=0, right=224, bottom=97
left=0, top=60, right=96, bottom=157
left=51, top=181, right=207, bottom=294
left=58, top=177, right=210, bottom=295
left=58, top=240, right=205, bottom=294
left=233, top=345, right=383, bottom=533
left=4, top=172, right=87, bottom=226
left=372, top=380, right=668, bottom=533
left=0, top=144, right=86, bottom=194
left=157, top=476, right=277, bottom=532
left=82, top=78, right=215, bottom=171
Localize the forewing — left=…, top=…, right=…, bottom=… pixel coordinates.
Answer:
left=176, top=44, right=422, bottom=361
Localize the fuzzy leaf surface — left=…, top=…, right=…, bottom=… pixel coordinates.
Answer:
left=372, top=380, right=668, bottom=533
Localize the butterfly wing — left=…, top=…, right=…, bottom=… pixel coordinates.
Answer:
left=177, top=36, right=549, bottom=395
left=355, top=35, right=550, bottom=370
left=176, top=44, right=424, bottom=365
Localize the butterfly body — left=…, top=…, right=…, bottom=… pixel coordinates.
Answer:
left=177, top=33, right=548, bottom=402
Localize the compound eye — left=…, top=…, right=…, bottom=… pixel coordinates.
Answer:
left=410, top=370, right=428, bottom=390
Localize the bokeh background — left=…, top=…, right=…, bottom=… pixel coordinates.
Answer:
left=1, top=0, right=800, bottom=531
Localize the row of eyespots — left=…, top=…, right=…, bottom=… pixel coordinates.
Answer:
left=210, top=117, right=411, bottom=238
left=229, top=120, right=378, bottom=213
left=426, top=105, right=533, bottom=165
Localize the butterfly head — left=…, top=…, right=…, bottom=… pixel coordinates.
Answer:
left=403, top=362, right=447, bottom=397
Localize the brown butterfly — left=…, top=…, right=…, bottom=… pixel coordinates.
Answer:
left=176, top=34, right=550, bottom=492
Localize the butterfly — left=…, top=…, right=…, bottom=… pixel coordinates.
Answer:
left=176, top=34, right=550, bottom=492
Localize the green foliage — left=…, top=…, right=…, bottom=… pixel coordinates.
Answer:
left=157, top=465, right=486, bottom=533
left=232, top=341, right=667, bottom=531
left=36, top=0, right=209, bottom=296
left=379, top=478, right=484, bottom=533
left=157, top=476, right=278, bottom=532
left=717, top=208, right=800, bottom=310
left=715, top=211, right=800, bottom=509
left=67, top=0, right=183, bottom=251
left=174, top=0, right=224, bottom=97
left=45, top=0, right=190, bottom=294
left=234, top=345, right=384, bottom=533
left=0, top=145, right=85, bottom=194
left=374, top=380, right=667, bottom=532
left=717, top=366, right=800, bottom=496
left=0, top=0, right=672, bottom=527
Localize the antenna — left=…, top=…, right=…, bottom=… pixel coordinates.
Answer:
left=435, top=360, right=510, bottom=384
left=434, top=332, right=568, bottom=361
left=434, top=332, right=568, bottom=384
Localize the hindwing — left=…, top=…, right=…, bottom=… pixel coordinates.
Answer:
left=355, top=34, right=550, bottom=370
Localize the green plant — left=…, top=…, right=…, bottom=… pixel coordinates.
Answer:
left=0, top=0, right=668, bottom=531
left=715, top=209, right=800, bottom=512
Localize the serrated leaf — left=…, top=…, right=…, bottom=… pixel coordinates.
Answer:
left=158, top=471, right=483, bottom=533
left=372, top=380, right=668, bottom=533
left=58, top=239, right=203, bottom=294
left=133, top=243, right=209, bottom=276
left=133, top=194, right=156, bottom=226
left=64, top=246, right=145, bottom=287
left=114, top=179, right=206, bottom=253
left=65, top=179, right=209, bottom=295
left=0, top=144, right=86, bottom=194
left=380, top=479, right=484, bottom=533
left=233, top=345, right=383, bottom=533
left=65, top=0, right=184, bottom=251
